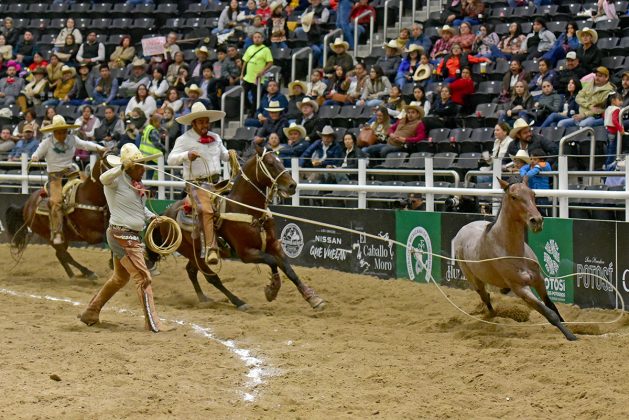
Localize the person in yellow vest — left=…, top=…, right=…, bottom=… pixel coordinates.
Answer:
left=139, top=113, right=166, bottom=180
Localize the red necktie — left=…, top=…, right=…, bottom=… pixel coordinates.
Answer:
left=199, top=135, right=215, bottom=144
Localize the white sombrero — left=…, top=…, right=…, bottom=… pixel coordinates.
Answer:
left=509, top=149, right=531, bottom=164
left=576, top=27, right=598, bottom=44
left=106, top=143, right=162, bottom=167
left=509, top=118, right=534, bottom=138
left=185, top=83, right=202, bottom=96
left=329, top=37, right=349, bottom=51
left=439, top=25, right=457, bottom=36
left=383, top=39, right=403, bottom=53
left=283, top=122, right=307, bottom=138
left=296, top=97, right=319, bottom=112
left=405, top=43, right=424, bottom=55
left=264, top=100, right=285, bottom=112
left=195, top=45, right=210, bottom=56
left=176, top=102, right=226, bottom=125
left=39, top=115, right=80, bottom=133
left=301, top=11, right=315, bottom=33
left=288, top=80, right=307, bottom=96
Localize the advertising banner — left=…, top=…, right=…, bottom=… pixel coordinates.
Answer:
left=148, top=199, right=176, bottom=215
left=526, top=218, right=574, bottom=304
left=572, top=220, right=617, bottom=309
left=614, top=223, right=629, bottom=310
left=439, top=213, right=488, bottom=289
left=272, top=206, right=397, bottom=279
left=395, top=211, right=441, bottom=283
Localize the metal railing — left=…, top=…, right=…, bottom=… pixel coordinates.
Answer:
left=558, top=127, right=596, bottom=173
left=398, top=0, right=403, bottom=33
left=383, top=0, right=395, bottom=42
left=322, top=28, right=343, bottom=69
left=352, top=10, right=375, bottom=59
left=220, top=85, right=244, bottom=137
left=291, top=47, right=313, bottom=84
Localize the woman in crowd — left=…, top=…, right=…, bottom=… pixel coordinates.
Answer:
left=75, top=105, right=101, bottom=141
left=575, top=27, right=602, bottom=73
left=0, top=34, right=12, bottom=60
left=359, top=65, right=391, bottom=108
left=323, top=65, right=351, bottom=105
left=385, top=85, right=407, bottom=118
left=423, top=86, right=459, bottom=131
left=449, top=66, right=475, bottom=107
left=161, top=106, right=180, bottom=149
left=125, top=84, right=157, bottom=117
left=527, top=81, right=562, bottom=125
left=166, top=51, right=186, bottom=85
left=528, top=59, right=557, bottom=96
left=41, top=107, right=57, bottom=130
left=491, top=22, right=525, bottom=60
left=267, top=1, right=288, bottom=48
left=473, top=24, right=499, bottom=58
left=148, top=67, right=169, bottom=103
left=109, top=35, right=135, bottom=70
left=412, top=85, right=431, bottom=116
left=479, top=122, right=513, bottom=176
left=498, top=80, right=533, bottom=125
left=160, top=87, right=183, bottom=115
left=215, top=0, right=240, bottom=35
left=27, top=52, right=48, bottom=73
left=451, top=22, right=476, bottom=53
left=542, top=21, right=579, bottom=67
left=56, top=34, right=79, bottom=65
left=53, top=17, right=82, bottom=49
left=395, top=44, right=423, bottom=89
left=369, top=106, right=392, bottom=144
left=540, top=78, right=582, bottom=127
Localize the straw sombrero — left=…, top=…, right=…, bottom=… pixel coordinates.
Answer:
left=403, top=101, right=425, bottom=119
left=296, top=97, right=319, bottom=112
left=576, top=27, right=598, bottom=44
left=283, top=122, right=307, bottom=138
left=383, top=40, right=403, bottom=54
left=185, top=83, right=202, bottom=96
left=131, top=57, right=147, bottom=67
left=288, top=80, right=307, bottom=96
left=509, top=118, right=534, bottom=138
left=439, top=25, right=457, bottom=36
left=405, top=44, right=424, bottom=55
left=509, top=149, right=531, bottom=164
left=195, top=45, right=210, bottom=56
left=329, top=38, right=350, bottom=51
left=106, top=143, right=162, bottom=167
left=40, top=115, right=80, bottom=133
left=264, top=100, right=285, bottom=112
left=301, top=11, right=315, bottom=33
left=176, top=102, right=226, bottom=125
left=61, top=65, right=76, bottom=77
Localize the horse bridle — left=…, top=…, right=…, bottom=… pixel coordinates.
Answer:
left=240, top=148, right=290, bottom=206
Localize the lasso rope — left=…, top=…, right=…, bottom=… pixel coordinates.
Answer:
left=145, top=216, right=183, bottom=256
left=140, top=162, right=626, bottom=331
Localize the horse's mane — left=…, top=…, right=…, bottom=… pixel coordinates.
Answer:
left=484, top=176, right=524, bottom=233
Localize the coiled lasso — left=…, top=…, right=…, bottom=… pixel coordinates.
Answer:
left=145, top=216, right=183, bottom=256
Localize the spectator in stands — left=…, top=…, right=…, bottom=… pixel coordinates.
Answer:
left=346, top=62, right=369, bottom=104
left=1, top=18, right=18, bottom=48
left=75, top=105, right=101, bottom=141
left=125, top=84, right=157, bottom=118
left=180, top=84, right=208, bottom=115
left=161, top=107, right=179, bottom=149
left=14, top=31, right=38, bottom=66
left=286, top=81, right=307, bottom=121
left=279, top=123, right=310, bottom=167
left=491, top=22, right=525, bottom=61
left=575, top=27, right=602, bottom=74
left=385, top=85, right=406, bottom=118
left=423, top=86, right=459, bottom=131
left=451, top=22, right=475, bottom=54
left=324, top=38, right=353, bottom=75
left=41, top=107, right=56, bottom=130
left=0, top=35, right=12, bottom=60
left=148, top=68, right=168, bottom=104
left=94, top=106, right=125, bottom=150
left=254, top=100, right=288, bottom=144
left=0, top=127, right=15, bottom=153
left=558, top=67, right=614, bottom=129
left=241, top=32, right=273, bottom=117
left=245, top=79, right=287, bottom=127
left=507, top=118, right=558, bottom=167
left=447, top=0, right=485, bottom=28
left=541, top=21, right=579, bottom=67
left=256, top=0, right=272, bottom=25
left=265, top=132, right=285, bottom=154
left=43, top=65, right=76, bottom=107
left=296, top=97, right=325, bottom=142
left=173, top=65, right=189, bottom=94
left=395, top=28, right=411, bottom=51
left=472, top=24, right=499, bottom=58
left=17, top=67, right=47, bottom=112
left=0, top=62, right=24, bottom=107
left=166, top=51, right=186, bottom=85
left=139, top=114, right=166, bottom=178
left=520, top=148, right=551, bottom=215
left=198, top=64, right=215, bottom=103
left=160, top=87, right=183, bottom=115
left=244, top=16, right=266, bottom=49
left=413, top=54, right=432, bottom=86
left=190, top=46, right=211, bottom=80
left=331, top=132, right=366, bottom=182
left=498, top=81, right=533, bottom=125
left=296, top=0, right=330, bottom=66
left=109, top=35, right=136, bottom=70
left=120, top=108, right=146, bottom=148
left=449, top=66, right=475, bottom=107
left=300, top=126, right=343, bottom=175
left=489, top=122, right=513, bottom=169
left=46, top=54, right=63, bottom=90
left=116, top=58, right=151, bottom=103
left=430, top=25, right=456, bottom=63
left=528, top=59, right=556, bottom=96
left=519, top=18, right=556, bottom=60
left=499, top=59, right=529, bottom=103
left=150, top=32, right=180, bottom=73
left=209, top=46, right=240, bottom=108
left=53, top=18, right=82, bottom=49
left=238, top=0, right=258, bottom=24
left=66, top=63, right=95, bottom=106
left=12, top=109, right=39, bottom=141
left=527, top=81, right=562, bottom=125
left=621, top=71, right=629, bottom=108
left=344, top=0, right=376, bottom=50
left=368, top=106, right=391, bottom=144
left=216, top=0, right=241, bottom=35
left=27, top=52, right=48, bottom=74
left=376, top=40, right=403, bottom=82
left=56, top=34, right=79, bottom=65
left=8, top=124, right=39, bottom=161
left=306, top=69, right=327, bottom=99
left=412, top=86, right=431, bottom=116
left=359, top=65, right=391, bottom=108
left=593, top=0, right=618, bottom=22
left=436, top=43, right=490, bottom=83
left=604, top=92, right=625, bottom=168
left=554, top=52, right=587, bottom=94
left=408, top=23, right=432, bottom=55
left=364, top=102, right=426, bottom=159
left=92, top=65, right=119, bottom=107
left=76, top=31, right=105, bottom=67
left=267, top=1, right=288, bottom=48
left=541, top=78, right=582, bottom=128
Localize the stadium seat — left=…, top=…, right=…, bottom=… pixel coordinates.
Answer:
left=403, top=152, right=433, bottom=169
left=433, top=152, right=458, bottom=169
left=375, top=152, right=408, bottom=169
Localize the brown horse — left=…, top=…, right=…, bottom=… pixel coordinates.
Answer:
left=150, top=145, right=325, bottom=310
left=452, top=178, right=577, bottom=341
left=5, top=155, right=111, bottom=279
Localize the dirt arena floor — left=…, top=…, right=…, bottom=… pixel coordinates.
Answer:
left=0, top=244, right=628, bottom=419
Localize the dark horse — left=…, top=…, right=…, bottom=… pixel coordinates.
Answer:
left=5, top=155, right=110, bottom=279
left=452, top=178, right=576, bottom=341
left=150, top=146, right=325, bottom=310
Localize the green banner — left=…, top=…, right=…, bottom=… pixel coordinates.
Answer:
left=147, top=199, right=176, bottom=215
left=395, top=211, right=441, bottom=283
left=526, top=218, right=574, bottom=304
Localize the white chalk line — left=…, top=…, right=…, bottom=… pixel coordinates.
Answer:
left=0, top=287, right=277, bottom=403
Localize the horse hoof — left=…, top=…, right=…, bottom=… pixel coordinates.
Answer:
left=565, top=332, right=578, bottom=341
left=308, top=296, right=326, bottom=310
left=237, top=303, right=250, bottom=311
left=264, top=285, right=279, bottom=302
left=85, top=272, right=98, bottom=281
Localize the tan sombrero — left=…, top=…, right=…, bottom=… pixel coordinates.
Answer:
left=185, top=83, right=202, bottom=96
left=176, top=102, right=226, bottom=125
left=403, top=101, right=425, bottom=119
left=301, top=11, right=315, bottom=33
left=61, top=65, right=76, bottom=77
left=106, top=143, right=162, bottom=167
left=439, top=25, right=457, bottom=36
left=405, top=44, right=424, bottom=55
left=329, top=37, right=349, bottom=52
left=318, top=125, right=336, bottom=137
left=576, top=27, right=598, bottom=44
left=509, top=149, right=531, bottom=164
left=131, top=57, right=147, bottom=67
left=283, top=122, right=307, bottom=138
left=509, top=118, right=534, bottom=138
left=383, top=40, right=403, bottom=54
left=288, top=80, right=307, bottom=96
left=195, top=45, right=210, bottom=56
left=296, top=97, right=319, bottom=112
left=40, top=115, right=80, bottom=133
left=264, top=100, right=285, bottom=112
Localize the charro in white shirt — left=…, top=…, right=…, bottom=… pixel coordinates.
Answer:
left=32, top=133, right=102, bottom=173
left=167, top=128, right=229, bottom=180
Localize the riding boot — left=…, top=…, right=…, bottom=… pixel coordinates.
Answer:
left=80, top=259, right=129, bottom=326
left=48, top=178, right=64, bottom=245
left=201, top=211, right=219, bottom=265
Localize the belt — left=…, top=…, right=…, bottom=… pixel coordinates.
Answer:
left=109, top=224, right=140, bottom=234
left=189, top=174, right=220, bottom=185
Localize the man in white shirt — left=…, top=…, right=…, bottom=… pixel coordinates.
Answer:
left=80, top=143, right=173, bottom=332
left=31, top=116, right=105, bottom=245
left=167, top=102, right=232, bottom=265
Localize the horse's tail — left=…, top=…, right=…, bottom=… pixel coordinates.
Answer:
left=5, top=205, right=29, bottom=254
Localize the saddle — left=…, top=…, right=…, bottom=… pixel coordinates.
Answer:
left=35, top=178, right=84, bottom=217
left=175, top=179, right=234, bottom=233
